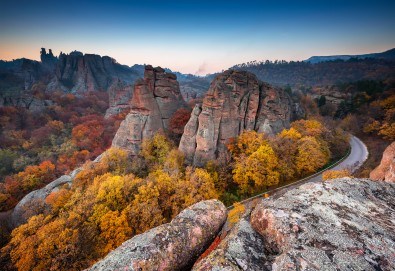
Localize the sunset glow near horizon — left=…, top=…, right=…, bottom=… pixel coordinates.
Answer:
left=1, top=0, right=395, bottom=75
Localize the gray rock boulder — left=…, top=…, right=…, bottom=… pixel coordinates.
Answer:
left=192, top=218, right=269, bottom=271
left=250, top=178, right=395, bottom=271
left=11, top=174, right=74, bottom=227
left=88, top=199, right=227, bottom=271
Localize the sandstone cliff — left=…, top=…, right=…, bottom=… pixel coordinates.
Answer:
left=112, top=65, right=187, bottom=154
left=179, top=70, right=293, bottom=166
left=370, top=141, right=395, bottom=182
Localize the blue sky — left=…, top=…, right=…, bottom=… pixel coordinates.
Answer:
left=1, top=0, right=394, bottom=75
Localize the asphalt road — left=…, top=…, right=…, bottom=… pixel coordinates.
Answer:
left=231, top=135, right=369, bottom=208
left=308, top=135, right=369, bottom=182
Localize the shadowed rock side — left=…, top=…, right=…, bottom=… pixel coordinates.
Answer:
left=370, top=141, right=395, bottom=182
left=105, top=79, right=134, bottom=117
left=179, top=70, right=293, bottom=166
left=193, top=218, right=269, bottom=271
left=112, top=65, right=187, bottom=154
left=47, top=51, right=137, bottom=93
left=250, top=178, right=395, bottom=271
left=88, top=200, right=227, bottom=271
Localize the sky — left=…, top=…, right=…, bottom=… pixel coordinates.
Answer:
left=1, top=0, right=395, bottom=75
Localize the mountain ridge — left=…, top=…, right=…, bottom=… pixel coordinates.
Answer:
left=305, top=48, right=395, bottom=63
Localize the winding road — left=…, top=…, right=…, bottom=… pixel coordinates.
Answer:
left=308, top=135, right=369, bottom=182
left=230, top=135, right=369, bottom=208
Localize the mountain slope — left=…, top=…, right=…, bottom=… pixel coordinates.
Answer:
left=305, top=48, right=395, bottom=63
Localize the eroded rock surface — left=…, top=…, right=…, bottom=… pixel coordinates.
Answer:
left=370, top=141, right=395, bottom=182
left=48, top=51, right=136, bottom=93
left=112, top=65, right=187, bottom=154
left=179, top=70, right=293, bottom=166
left=192, top=218, right=269, bottom=271
left=250, top=178, right=395, bottom=271
left=88, top=199, right=227, bottom=271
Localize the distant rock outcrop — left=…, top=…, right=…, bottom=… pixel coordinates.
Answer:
left=179, top=70, right=293, bottom=166
left=40, top=48, right=58, bottom=71
left=112, top=65, right=187, bottom=154
left=47, top=51, right=137, bottom=94
left=88, top=200, right=227, bottom=271
left=370, top=141, right=395, bottom=182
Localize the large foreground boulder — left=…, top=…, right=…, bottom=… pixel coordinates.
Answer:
left=250, top=178, right=395, bottom=271
left=370, top=141, right=395, bottom=182
left=179, top=70, right=293, bottom=166
left=88, top=199, right=227, bottom=271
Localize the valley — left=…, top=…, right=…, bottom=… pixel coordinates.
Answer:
left=1, top=1, right=395, bottom=267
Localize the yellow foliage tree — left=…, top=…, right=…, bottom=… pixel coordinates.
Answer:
left=227, top=130, right=266, bottom=157
left=233, top=144, right=280, bottom=195
left=322, top=169, right=352, bottom=180
left=291, top=119, right=325, bottom=137
left=280, top=127, right=302, bottom=140
left=378, top=122, right=395, bottom=141
left=97, top=210, right=131, bottom=255
left=141, top=133, right=173, bottom=167
left=295, top=136, right=330, bottom=175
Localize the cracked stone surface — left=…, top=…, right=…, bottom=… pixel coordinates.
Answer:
left=192, top=218, right=269, bottom=271
left=250, top=178, right=395, bottom=271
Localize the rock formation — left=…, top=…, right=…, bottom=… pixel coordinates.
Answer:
left=11, top=168, right=81, bottom=227
left=47, top=51, right=137, bottom=93
left=370, top=141, right=395, bottom=182
left=40, top=48, right=58, bottom=71
left=88, top=199, right=227, bottom=271
left=192, top=178, right=395, bottom=270
left=179, top=70, right=293, bottom=166
left=112, top=65, right=187, bottom=154
left=105, top=79, right=134, bottom=118
left=193, top=218, right=268, bottom=270
left=249, top=178, right=395, bottom=271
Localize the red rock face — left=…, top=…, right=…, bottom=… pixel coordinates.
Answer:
left=179, top=70, right=293, bottom=166
left=112, top=65, right=187, bottom=154
left=370, top=141, right=395, bottom=182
